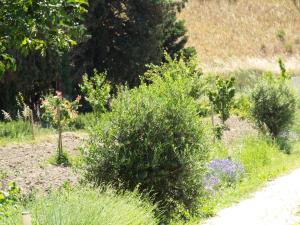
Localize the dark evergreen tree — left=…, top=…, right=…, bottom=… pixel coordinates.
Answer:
left=73, top=0, right=193, bottom=86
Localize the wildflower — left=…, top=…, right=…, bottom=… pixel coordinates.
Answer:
left=204, top=159, right=245, bottom=193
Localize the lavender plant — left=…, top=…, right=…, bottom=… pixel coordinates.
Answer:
left=204, top=159, right=245, bottom=193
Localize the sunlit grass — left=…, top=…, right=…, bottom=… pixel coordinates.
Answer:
left=0, top=120, right=54, bottom=146
left=2, top=188, right=158, bottom=225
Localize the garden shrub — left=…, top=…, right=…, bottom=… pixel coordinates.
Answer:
left=84, top=56, right=209, bottom=220
left=41, top=91, right=80, bottom=165
left=2, top=188, right=158, bottom=225
left=250, top=73, right=296, bottom=137
left=144, top=54, right=209, bottom=116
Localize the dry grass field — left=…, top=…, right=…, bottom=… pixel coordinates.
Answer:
left=179, top=0, right=300, bottom=73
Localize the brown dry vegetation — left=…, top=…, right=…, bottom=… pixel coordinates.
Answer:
left=179, top=0, right=300, bottom=73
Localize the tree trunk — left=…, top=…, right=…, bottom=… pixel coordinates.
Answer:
left=211, top=102, right=215, bottom=143
left=30, top=110, right=35, bottom=140
left=57, top=106, right=63, bottom=157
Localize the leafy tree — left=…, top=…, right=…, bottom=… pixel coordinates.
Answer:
left=0, top=0, right=88, bottom=76
left=208, top=76, right=236, bottom=124
left=41, top=91, right=81, bottom=165
left=251, top=66, right=296, bottom=137
left=80, top=70, right=111, bottom=115
left=73, top=0, right=193, bottom=86
left=0, top=0, right=87, bottom=116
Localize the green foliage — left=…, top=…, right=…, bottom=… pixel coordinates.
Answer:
left=144, top=54, right=209, bottom=116
left=232, top=93, right=251, bottom=119
left=250, top=73, right=296, bottom=137
left=0, top=120, right=32, bottom=139
left=213, top=124, right=225, bottom=140
left=0, top=0, right=191, bottom=113
left=208, top=77, right=236, bottom=124
left=51, top=149, right=71, bottom=167
left=0, top=119, right=52, bottom=145
left=74, top=0, right=192, bottom=86
left=0, top=0, right=87, bottom=76
left=80, top=70, right=111, bottom=114
left=68, top=113, right=95, bottom=130
left=209, top=133, right=300, bottom=213
left=278, top=58, right=290, bottom=80
left=2, top=188, right=158, bottom=225
left=0, top=182, right=21, bottom=219
left=234, top=136, right=278, bottom=173
left=84, top=56, right=209, bottom=220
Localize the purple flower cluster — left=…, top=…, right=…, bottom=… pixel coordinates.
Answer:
left=204, top=159, right=245, bottom=193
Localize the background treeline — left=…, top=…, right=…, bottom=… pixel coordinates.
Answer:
left=0, top=0, right=194, bottom=117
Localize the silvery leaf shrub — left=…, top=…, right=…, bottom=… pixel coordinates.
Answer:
left=83, top=55, right=209, bottom=220
left=250, top=72, right=296, bottom=137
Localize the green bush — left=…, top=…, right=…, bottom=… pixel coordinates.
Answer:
left=2, top=188, right=157, bottom=225
left=250, top=73, right=296, bottom=137
left=84, top=56, right=209, bottom=220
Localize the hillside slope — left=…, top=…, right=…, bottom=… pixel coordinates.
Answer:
left=179, top=0, right=300, bottom=73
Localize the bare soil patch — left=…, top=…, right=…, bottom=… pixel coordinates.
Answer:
left=0, top=132, right=86, bottom=193
left=222, top=116, right=257, bottom=146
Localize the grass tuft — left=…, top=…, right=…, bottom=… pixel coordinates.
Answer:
left=2, top=188, right=158, bottom=225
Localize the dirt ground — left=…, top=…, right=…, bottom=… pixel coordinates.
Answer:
left=0, top=132, right=86, bottom=193
left=222, top=116, right=257, bottom=145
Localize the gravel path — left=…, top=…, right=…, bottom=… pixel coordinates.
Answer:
left=0, top=132, right=86, bottom=193
left=204, top=168, right=300, bottom=225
